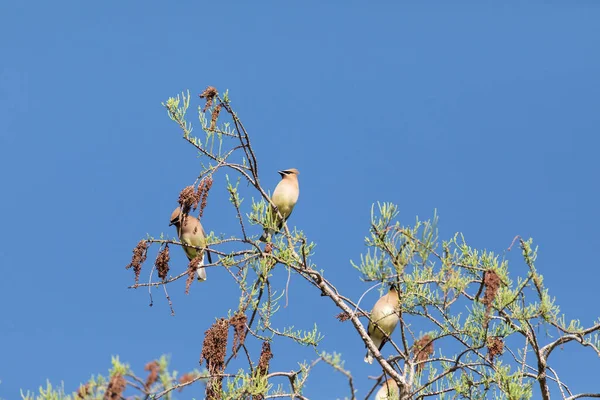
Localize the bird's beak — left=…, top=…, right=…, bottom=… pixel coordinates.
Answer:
left=278, top=170, right=285, bottom=176
left=169, top=222, right=174, bottom=226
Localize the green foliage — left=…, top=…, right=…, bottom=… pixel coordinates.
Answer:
left=21, top=381, right=70, bottom=400
left=20, top=355, right=204, bottom=400
left=27, top=87, right=599, bottom=400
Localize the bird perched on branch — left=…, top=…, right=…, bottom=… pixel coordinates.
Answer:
left=169, top=207, right=212, bottom=281
left=260, top=168, right=300, bottom=242
left=375, top=378, right=400, bottom=400
left=365, top=285, right=401, bottom=364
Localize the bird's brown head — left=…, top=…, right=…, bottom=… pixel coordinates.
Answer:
left=278, top=168, right=300, bottom=179
left=169, top=207, right=182, bottom=226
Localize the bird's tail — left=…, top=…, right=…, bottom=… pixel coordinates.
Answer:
left=364, top=349, right=374, bottom=364
left=259, top=228, right=274, bottom=242
left=196, top=253, right=207, bottom=281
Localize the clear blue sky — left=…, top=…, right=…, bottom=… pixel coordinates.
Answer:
left=1, top=1, right=599, bottom=399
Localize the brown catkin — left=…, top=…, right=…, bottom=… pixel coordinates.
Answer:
left=144, top=361, right=160, bottom=389
left=200, top=86, right=218, bottom=112
left=200, top=318, right=229, bottom=400
left=103, top=373, right=126, bottom=400
left=413, top=334, right=434, bottom=373
left=178, top=186, right=196, bottom=214
left=487, top=336, right=504, bottom=362
left=185, top=256, right=202, bottom=294
left=197, top=177, right=213, bottom=217
left=229, top=312, right=248, bottom=357
left=210, top=104, right=222, bottom=130
left=178, top=373, right=196, bottom=392
left=126, top=240, right=149, bottom=284
left=155, top=245, right=170, bottom=281
left=482, top=270, right=501, bottom=328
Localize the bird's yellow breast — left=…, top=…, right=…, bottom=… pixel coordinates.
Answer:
left=369, top=304, right=399, bottom=336
left=181, top=233, right=205, bottom=260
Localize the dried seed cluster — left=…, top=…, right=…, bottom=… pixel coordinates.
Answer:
left=178, top=372, right=196, bottom=392
left=200, top=86, right=218, bottom=112
left=144, top=360, right=160, bottom=389
left=197, top=177, right=213, bottom=217
left=230, top=312, right=248, bottom=357
left=413, top=334, right=434, bottom=373
left=257, top=341, right=273, bottom=376
left=252, top=341, right=273, bottom=400
left=336, top=311, right=351, bottom=322
left=487, top=336, right=504, bottom=362
left=104, top=373, right=126, bottom=400
left=264, top=242, right=273, bottom=254
left=210, top=104, right=222, bottom=131
left=76, top=384, right=90, bottom=399
left=185, top=256, right=203, bottom=294
left=126, top=240, right=149, bottom=284
left=482, top=270, right=501, bottom=328
left=178, top=186, right=196, bottom=215
left=178, top=178, right=213, bottom=217
left=482, top=270, right=501, bottom=310
left=155, top=245, right=170, bottom=281
left=200, top=318, right=229, bottom=400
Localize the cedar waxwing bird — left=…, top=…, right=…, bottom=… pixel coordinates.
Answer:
left=169, top=207, right=212, bottom=281
left=260, top=168, right=300, bottom=242
left=375, top=379, right=400, bottom=400
left=364, top=285, right=400, bottom=364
